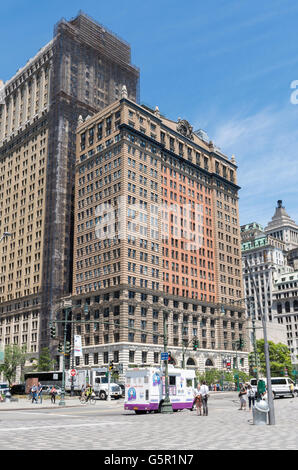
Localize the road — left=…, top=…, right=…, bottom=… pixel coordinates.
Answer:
left=0, top=393, right=297, bottom=450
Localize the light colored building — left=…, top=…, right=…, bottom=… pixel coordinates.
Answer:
left=265, top=200, right=298, bottom=251
left=241, top=223, right=289, bottom=348
left=71, top=93, right=248, bottom=376
left=272, top=271, right=298, bottom=372
left=0, top=12, right=139, bottom=364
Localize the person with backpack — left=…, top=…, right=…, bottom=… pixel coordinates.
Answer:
left=31, top=384, right=38, bottom=404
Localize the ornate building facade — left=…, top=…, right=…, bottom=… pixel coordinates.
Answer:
left=70, top=93, right=247, bottom=374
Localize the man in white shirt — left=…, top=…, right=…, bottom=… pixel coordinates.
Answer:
left=200, top=381, right=209, bottom=416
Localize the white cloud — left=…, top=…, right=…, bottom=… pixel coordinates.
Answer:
left=210, top=104, right=298, bottom=226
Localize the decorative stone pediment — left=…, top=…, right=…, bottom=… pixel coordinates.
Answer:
left=177, top=118, right=194, bottom=140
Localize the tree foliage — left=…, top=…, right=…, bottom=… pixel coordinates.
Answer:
left=0, top=345, right=27, bottom=387
left=36, top=347, right=54, bottom=372
left=196, top=368, right=250, bottom=386
left=256, top=339, right=293, bottom=378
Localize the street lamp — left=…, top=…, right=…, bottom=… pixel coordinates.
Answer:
left=160, top=309, right=173, bottom=413
left=245, top=259, right=275, bottom=425
left=59, top=300, right=72, bottom=406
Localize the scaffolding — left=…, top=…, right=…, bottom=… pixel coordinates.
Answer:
left=40, top=12, right=140, bottom=352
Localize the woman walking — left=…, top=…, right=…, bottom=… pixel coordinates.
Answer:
left=238, top=384, right=247, bottom=410
left=247, top=384, right=255, bottom=411
left=193, top=384, right=203, bottom=416
left=50, top=385, right=57, bottom=404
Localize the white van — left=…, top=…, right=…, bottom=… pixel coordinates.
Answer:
left=250, top=377, right=296, bottom=399
left=124, top=365, right=196, bottom=414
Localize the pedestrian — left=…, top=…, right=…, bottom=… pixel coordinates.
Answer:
left=50, top=385, right=57, bottom=404
left=200, top=381, right=209, bottom=416
left=31, top=384, right=38, bottom=404
left=85, top=384, right=93, bottom=403
left=247, top=384, right=255, bottom=411
left=238, top=384, right=247, bottom=410
left=37, top=382, right=43, bottom=404
left=193, top=384, right=203, bottom=416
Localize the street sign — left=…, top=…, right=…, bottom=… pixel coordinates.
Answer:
left=161, top=352, right=169, bottom=361
left=70, top=369, right=76, bottom=377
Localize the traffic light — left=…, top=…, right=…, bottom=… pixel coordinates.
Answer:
left=248, top=355, right=255, bottom=368
left=109, top=361, right=114, bottom=371
left=65, top=341, right=71, bottom=355
left=192, top=337, right=199, bottom=351
left=50, top=323, right=56, bottom=339
left=58, top=342, right=63, bottom=353
left=226, top=361, right=231, bottom=370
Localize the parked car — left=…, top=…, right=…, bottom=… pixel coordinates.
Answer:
left=0, top=383, right=10, bottom=396
left=250, top=377, right=296, bottom=398
left=41, top=385, right=62, bottom=395
left=116, top=382, right=125, bottom=397
left=10, top=384, right=26, bottom=395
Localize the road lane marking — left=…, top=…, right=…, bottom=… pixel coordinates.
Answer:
left=0, top=421, right=125, bottom=432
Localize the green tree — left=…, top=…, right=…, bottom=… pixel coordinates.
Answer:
left=256, top=339, right=292, bottom=378
left=0, top=345, right=27, bottom=387
left=36, top=347, right=54, bottom=372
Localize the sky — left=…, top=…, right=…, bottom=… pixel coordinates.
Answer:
left=1, top=0, right=298, bottom=227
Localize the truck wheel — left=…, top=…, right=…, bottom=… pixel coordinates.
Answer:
left=99, top=391, right=107, bottom=400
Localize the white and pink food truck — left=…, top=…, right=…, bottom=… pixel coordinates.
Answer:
left=124, top=365, right=196, bottom=414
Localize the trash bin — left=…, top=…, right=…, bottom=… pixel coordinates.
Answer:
left=5, top=392, right=11, bottom=403
left=252, top=399, right=269, bottom=425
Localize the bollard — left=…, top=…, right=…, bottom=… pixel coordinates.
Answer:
left=252, top=399, right=269, bottom=425
left=5, top=391, right=11, bottom=403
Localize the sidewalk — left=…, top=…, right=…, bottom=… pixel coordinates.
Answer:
left=0, top=391, right=232, bottom=411
left=0, top=396, right=124, bottom=411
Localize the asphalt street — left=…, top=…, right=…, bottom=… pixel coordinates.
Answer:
left=0, top=392, right=297, bottom=450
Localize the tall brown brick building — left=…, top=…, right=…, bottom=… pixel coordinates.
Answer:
left=0, top=13, right=139, bottom=363
left=71, top=92, right=247, bottom=374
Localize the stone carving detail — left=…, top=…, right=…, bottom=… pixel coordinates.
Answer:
left=177, top=118, right=194, bottom=140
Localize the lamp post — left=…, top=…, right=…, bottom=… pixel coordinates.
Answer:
left=59, top=301, right=72, bottom=406
left=245, top=259, right=275, bottom=425
left=160, top=310, right=173, bottom=413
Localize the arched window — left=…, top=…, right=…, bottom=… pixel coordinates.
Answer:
left=186, top=357, right=196, bottom=366
left=205, top=358, right=214, bottom=367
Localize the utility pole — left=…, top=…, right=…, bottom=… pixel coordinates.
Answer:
left=160, top=310, right=173, bottom=413
left=59, top=301, right=72, bottom=406
left=245, top=259, right=275, bottom=425
left=251, top=314, right=259, bottom=382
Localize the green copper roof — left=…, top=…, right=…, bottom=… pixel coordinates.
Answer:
left=241, top=236, right=268, bottom=252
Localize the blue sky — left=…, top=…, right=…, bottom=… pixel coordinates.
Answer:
left=1, top=0, right=298, bottom=227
